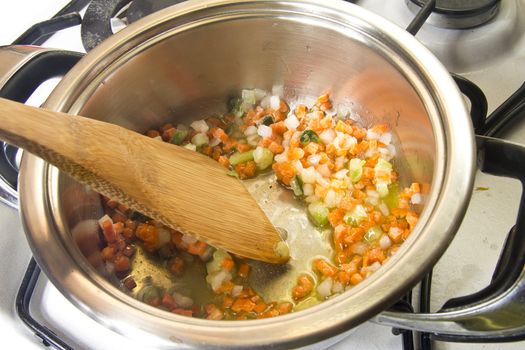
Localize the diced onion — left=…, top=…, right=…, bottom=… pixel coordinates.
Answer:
left=366, top=129, right=380, bottom=140
left=270, top=95, right=281, bottom=110
left=379, top=132, right=392, bottom=145
left=317, top=277, right=333, bottom=299
left=191, top=133, right=209, bottom=147
left=232, top=285, right=244, bottom=298
left=158, top=228, right=171, bottom=246
left=307, top=154, right=321, bottom=166
left=379, top=234, right=392, bottom=250
left=378, top=202, right=390, bottom=216
left=324, top=189, right=338, bottom=208
left=319, top=129, right=336, bottom=144
left=411, top=193, right=422, bottom=204
left=317, top=164, right=331, bottom=178
left=209, top=137, right=221, bottom=147
left=305, top=195, right=320, bottom=203
left=257, top=124, right=273, bottom=138
left=172, top=292, right=194, bottom=308
left=182, top=234, right=198, bottom=245
left=332, top=281, right=344, bottom=294
left=190, top=120, right=209, bottom=133
left=244, top=125, right=258, bottom=136
left=334, top=169, right=348, bottom=179
left=284, top=114, right=300, bottom=130
left=303, top=183, right=314, bottom=196
left=274, top=152, right=288, bottom=163
left=301, top=167, right=317, bottom=184
left=272, top=85, right=284, bottom=97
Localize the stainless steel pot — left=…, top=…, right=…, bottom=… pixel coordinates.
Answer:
left=1, top=0, right=500, bottom=348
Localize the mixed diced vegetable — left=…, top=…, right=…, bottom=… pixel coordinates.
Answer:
left=96, top=89, right=423, bottom=320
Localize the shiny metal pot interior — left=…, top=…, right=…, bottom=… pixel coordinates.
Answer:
left=19, top=0, right=474, bottom=348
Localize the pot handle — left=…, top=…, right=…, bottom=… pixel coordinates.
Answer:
left=0, top=46, right=83, bottom=208
left=374, top=135, right=525, bottom=342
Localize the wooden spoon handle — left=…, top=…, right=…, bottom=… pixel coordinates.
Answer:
left=0, top=97, right=288, bottom=264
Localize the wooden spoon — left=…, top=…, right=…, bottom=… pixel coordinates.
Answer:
left=0, top=97, right=289, bottom=264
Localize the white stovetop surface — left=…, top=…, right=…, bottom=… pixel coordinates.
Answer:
left=1, top=1, right=525, bottom=349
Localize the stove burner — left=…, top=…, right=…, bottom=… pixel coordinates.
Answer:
left=81, top=0, right=184, bottom=51
left=407, top=0, right=501, bottom=29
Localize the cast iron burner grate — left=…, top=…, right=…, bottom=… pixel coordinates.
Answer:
left=407, top=0, right=501, bottom=28
left=81, top=0, right=185, bottom=51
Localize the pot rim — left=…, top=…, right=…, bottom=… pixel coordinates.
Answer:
left=18, top=0, right=475, bottom=348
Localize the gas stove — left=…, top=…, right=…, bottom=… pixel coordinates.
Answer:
left=1, top=1, right=525, bottom=349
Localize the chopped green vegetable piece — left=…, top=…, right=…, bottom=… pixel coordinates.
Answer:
left=300, top=130, right=320, bottom=145
left=137, top=285, right=160, bottom=303
left=261, top=115, right=274, bottom=126
left=226, top=170, right=239, bottom=178
left=383, top=183, right=400, bottom=209
left=290, top=176, right=303, bottom=196
left=253, top=147, right=274, bottom=170
left=364, top=226, right=383, bottom=243
left=348, top=158, right=365, bottom=183
left=308, top=201, right=329, bottom=228
left=227, top=96, right=242, bottom=113
left=170, top=129, right=188, bottom=145
left=229, top=150, right=254, bottom=165
left=183, top=143, right=197, bottom=151
left=343, top=204, right=367, bottom=227
left=191, top=133, right=209, bottom=147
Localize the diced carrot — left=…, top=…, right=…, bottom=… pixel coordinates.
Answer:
left=254, top=302, right=268, bottom=314
left=237, top=143, right=252, bottom=152
left=212, top=127, right=230, bottom=143
left=172, top=308, right=193, bottom=317
left=113, top=221, right=124, bottom=235
left=162, top=293, right=176, bottom=309
left=328, top=208, right=345, bottom=227
left=271, top=121, right=288, bottom=134
left=269, top=141, right=284, bottom=154
left=406, top=211, right=418, bottom=229
left=218, top=155, right=230, bottom=168
left=146, top=129, right=160, bottom=138
left=350, top=273, right=364, bottom=285
left=162, top=127, right=177, bottom=142
left=223, top=296, right=234, bottom=309
left=238, top=263, right=251, bottom=278
left=371, top=123, right=389, bottom=134
left=206, top=117, right=224, bottom=128
left=313, top=259, right=338, bottom=277
left=231, top=298, right=256, bottom=313
left=277, top=302, right=293, bottom=315
left=187, top=241, right=208, bottom=256
left=367, top=247, right=386, bottom=264
left=168, top=256, right=184, bottom=275
left=222, top=258, right=235, bottom=271
left=272, top=162, right=295, bottom=186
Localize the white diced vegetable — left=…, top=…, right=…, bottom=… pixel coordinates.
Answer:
left=284, top=114, right=300, bottom=130
left=191, top=133, right=209, bottom=147
left=253, top=147, right=274, bottom=170
left=257, top=124, right=273, bottom=138
left=190, top=120, right=209, bottom=133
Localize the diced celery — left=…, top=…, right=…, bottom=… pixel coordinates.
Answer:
left=364, top=226, right=383, bottom=243
left=308, top=201, right=329, bottom=228
left=226, top=170, right=239, bottom=178
left=376, top=182, right=389, bottom=197
left=170, top=129, right=188, bottom=145
left=227, top=96, right=242, bottom=113
left=137, top=285, right=160, bottom=303
left=183, top=143, right=197, bottom=151
left=383, top=182, right=400, bottom=209
left=343, top=204, right=368, bottom=227
left=241, top=89, right=257, bottom=105
left=253, top=147, right=274, bottom=170
left=290, top=176, right=303, bottom=196
left=348, top=158, right=365, bottom=183
left=229, top=150, right=254, bottom=165
left=191, top=133, right=209, bottom=147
